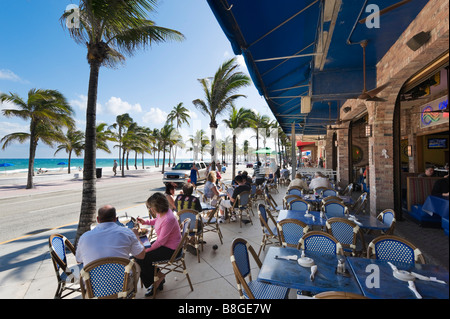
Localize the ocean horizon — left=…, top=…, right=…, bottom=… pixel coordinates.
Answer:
left=0, top=157, right=193, bottom=174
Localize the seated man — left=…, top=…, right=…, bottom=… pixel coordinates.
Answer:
left=76, top=204, right=146, bottom=269
left=174, top=183, right=203, bottom=212
left=431, top=175, right=449, bottom=197
left=419, top=166, right=438, bottom=178
left=308, top=171, right=331, bottom=190
left=219, top=175, right=251, bottom=222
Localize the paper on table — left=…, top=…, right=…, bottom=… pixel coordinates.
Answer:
left=275, top=255, right=298, bottom=261
left=310, top=265, right=317, bottom=281
left=411, top=272, right=447, bottom=284
left=408, top=281, right=422, bottom=299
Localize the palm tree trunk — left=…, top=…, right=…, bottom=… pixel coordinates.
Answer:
left=68, top=151, right=72, bottom=174
left=122, top=148, right=126, bottom=177
left=232, top=134, right=236, bottom=180
left=210, top=125, right=217, bottom=171
left=75, top=59, right=100, bottom=247
left=162, top=142, right=166, bottom=174
left=26, top=122, right=37, bottom=189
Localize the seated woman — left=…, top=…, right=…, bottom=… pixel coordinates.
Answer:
left=165, top=182, right=177, bottom=211
left=136, top=193, right=181, bottom=297
left=288, top=172, right=309, bottom=192
left=204, top=171, right=227, bottom=223
left=174, top=183, right=203, bottom=213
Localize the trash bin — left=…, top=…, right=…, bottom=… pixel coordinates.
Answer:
left=96, top=168, right=102, bottom=178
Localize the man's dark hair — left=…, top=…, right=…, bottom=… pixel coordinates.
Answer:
left=182, top=183, right=194, bottom=196
left=98, top=205, right=116, bottom=222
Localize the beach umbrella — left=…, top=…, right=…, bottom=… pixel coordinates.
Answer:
left=254, top=147, right=272, bottom=154
left=0, top=163, right=14, bottom=167
left=57, top=162, right=68, bottom=165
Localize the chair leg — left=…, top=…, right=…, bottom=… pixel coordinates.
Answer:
left=182, top=260, right=194, bottom=291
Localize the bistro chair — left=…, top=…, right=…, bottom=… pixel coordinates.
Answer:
left=257, top=204, right=280, bottom=256
left=150, top=218, right=194, bottom=298
left=48, top=234, right=82, bottom=299
left=351, top=192, right=368, bottom=215
left=298, top=231, right=344, bottom=255
left=322, top=200, right=348, bottom=218
left=80, top=257, right=139, bottom=299
left=314, top=291, right=369, bottom=299
left=231, top=191, right=253, bottom=228
left=177, top=209, right=204, bottom=263
left=277, top=219, right=310, bottom=248
left=287, top=186, right=303, bottom=197
left=313, top=187, right=328, bottom=196
left=264, top=189, right=281, bottom=217
left=322, top=188, right=338, bottom=197
left=230, top=238, right=290, bottom=299
left=288, top=199, right=310, bottom=213
left=283, top=194, right=302, bottom=209
left=321, top=196, right=344, bottom=211
left=340, top=183, right=354, bottom=196
left=377, top=209, right=396, bottom=235
left=201, top=198, right=224, bottom=245
left=325, top=217, right=366, bottom=257
left=367, top=235, right=426, bottom=264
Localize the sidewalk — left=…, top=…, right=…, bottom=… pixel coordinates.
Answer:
left=0, top=168, right=448, bottom=299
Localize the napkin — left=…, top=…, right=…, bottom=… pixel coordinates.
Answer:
left=310, top=265, right=317, bottom=281
left=411, top=272, right=447, bottom=284
left=408, top=281, right=422, bottom=299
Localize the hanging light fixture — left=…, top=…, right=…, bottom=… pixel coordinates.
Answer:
left=365, top=124, right=372, bottom=137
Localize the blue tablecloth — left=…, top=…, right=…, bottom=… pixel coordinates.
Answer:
left=422, top=195, right=449, bottom=219
left=347, top=257, right=449, bottom=299
left=257, top=247, right=362, bottom=294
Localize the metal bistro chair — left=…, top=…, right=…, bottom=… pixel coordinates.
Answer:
left=257, top=204, right=280, bottom=256
left=322, top=200, right=348, bottom=218
left=80, top=257, right=139, bottom=299
left=201, top=198, right=224, bottom=245
left=322, top=188, right=338, bottom=197
left=326, top=217, right=366, bottom=257
left=351, top=192, right=368, bottom=215
left=277, top=219, right=310, bottom=248
left=283, top=194, right=302, bottom=209
left=367, top=235, right=426, bottom=264
left=150, top=218, right=194, bottom=298
left=48, top=234, right=83, bottom=299
left=377, top=209, right=396, bottom=235
left=177, top=209, right=204, bottom=263
left=230, top=238, right=290, bottom=299
left=264, top=189, right=281, bottom=217
left=288, top=199, right=310, bottom=213
left=231, top=191, right=253, bottom=228
left=340, top=183, right=354, bottom=196
left=298, top=231, right=344, bottom=255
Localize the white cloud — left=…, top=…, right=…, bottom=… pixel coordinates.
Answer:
left=0, top=69, right=24, bottom=82
left=0, top=121, right=28, bottom=137
left=69, top=94, right=103, bottom=114
left=142, top=107, right=168, bottom=126
left=105, top=96, right=142, bottom=116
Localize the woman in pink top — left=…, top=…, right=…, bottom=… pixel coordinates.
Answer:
left=136, top=193, right=181, bottom=296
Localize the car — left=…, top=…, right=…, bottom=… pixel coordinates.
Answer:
left=163, top=161, right=208, bottom=187
left=246, top=163, right=253, bottom=168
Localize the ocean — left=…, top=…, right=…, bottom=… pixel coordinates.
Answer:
left=0, top=158, right=189, bottom=174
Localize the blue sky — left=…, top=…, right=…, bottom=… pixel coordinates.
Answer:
left=0, top=0, right=276, bottom=159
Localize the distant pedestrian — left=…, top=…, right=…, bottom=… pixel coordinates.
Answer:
left=190, top=162, right=199, bottom=188
left=113, top=160, right=118, bottom=176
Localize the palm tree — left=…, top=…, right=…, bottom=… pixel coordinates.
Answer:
left=62, top=0, right=184, bottom=245
left=192, top=58, right=250, bottom=171
left=0, top=89, right=74, bottom=188
left=110, top=113, right=133, bottom=171
left=95, top=122, right=115, bottom=154
left=159, top=123, right=176, bottom=174
left=54, top=129, right=85, bottom=174
left=250, top=112, right=271, bottom=162
left=167, top=102, right=190, bottom=164
left=223, top=105, right=254, bottom=179
left=243, top=139, right=249, bottom=161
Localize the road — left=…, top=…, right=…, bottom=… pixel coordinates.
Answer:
left=0, top=174, right=166, bottom=244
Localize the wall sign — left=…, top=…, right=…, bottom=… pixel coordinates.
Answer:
left=420, top=96, right=449, bottom=128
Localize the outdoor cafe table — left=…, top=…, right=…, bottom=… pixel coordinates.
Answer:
left=347, top=257, right=449, bottom=299
left=277, top=209, right=390, bottom=232
left=257, top=246, right=363, bottom=295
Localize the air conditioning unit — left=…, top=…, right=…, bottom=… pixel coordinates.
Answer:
left=301, top=96, right=311, bottom=113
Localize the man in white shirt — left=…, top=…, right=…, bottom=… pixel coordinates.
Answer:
left=76, top=205, right=146, bottom=266
left=308, top=172, right=331, bottom=190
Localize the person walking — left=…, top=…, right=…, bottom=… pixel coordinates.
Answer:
left=113, top=160, right=118, bottom=176
left=190, top=162, right=199, bottom=189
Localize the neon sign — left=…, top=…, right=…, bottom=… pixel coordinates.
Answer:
left=420, top=97, right=448, bottom=127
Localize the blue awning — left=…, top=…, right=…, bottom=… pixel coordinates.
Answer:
left=207, top=0, right=429, bottom=135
